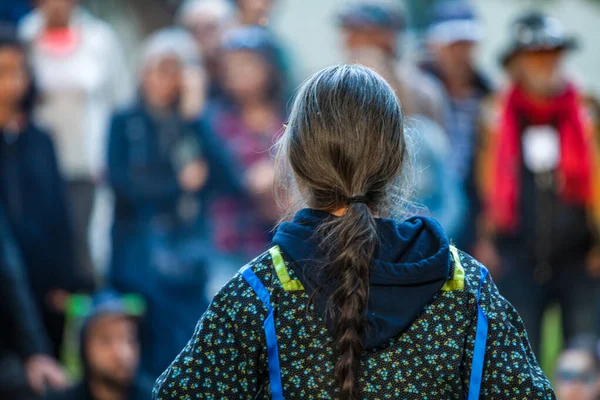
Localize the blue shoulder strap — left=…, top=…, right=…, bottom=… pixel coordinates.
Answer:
left=467, top=266, right=490, bottom=400
left=240, top=265, right=285, bottom=400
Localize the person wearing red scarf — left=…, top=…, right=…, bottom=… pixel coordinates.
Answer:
left=475, top=12, right=600, bottom=357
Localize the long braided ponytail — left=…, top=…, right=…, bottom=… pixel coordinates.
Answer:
left=277, top=64, right=407, bottom=399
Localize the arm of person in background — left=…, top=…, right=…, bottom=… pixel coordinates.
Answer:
left=461, top=260, right=556, bottom=398
left=414, top=118, right=466, bottom=239
left=107, top=114, right=182, bottom=206
left=471, top=95, right=502, bottom=276
left=195, top=119, right=245, bottom=197
left=40, top=131, right=94, bottom=297
left=153, top=274, right=265, bottom=399
left=0, top=204, right=68, bottom=395
left=583, top=95, right=600, bottom=278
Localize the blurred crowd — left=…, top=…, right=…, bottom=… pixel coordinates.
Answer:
left=0, top=0, right=599, bottom=399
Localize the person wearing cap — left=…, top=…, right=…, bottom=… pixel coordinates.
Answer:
left=45, top=290, right=153, bottom=400
left=424, top=0, right=493, bottom=254
left=337, top=1, right=449, bottom=129
left=233, top=0, right=274, bottom=27
left=337, top=2, right=465, bottom=240
left=475, top=12, right=600, bottom=356
left=177, top=0, right=235, bottom=102
left=106, top=27, right=241, bottom=378
left=204, top=25, right=289, bottom=258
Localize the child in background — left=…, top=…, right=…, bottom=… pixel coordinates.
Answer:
left=555, top=336, right=600, bottom=400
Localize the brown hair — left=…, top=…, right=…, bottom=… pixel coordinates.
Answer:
left=276, top=64, right=408, bottom=399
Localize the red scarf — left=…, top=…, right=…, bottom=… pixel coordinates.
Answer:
left=491, top=83, right=593, bottom=232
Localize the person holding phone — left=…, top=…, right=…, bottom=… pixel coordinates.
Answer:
left=106, top=28, right=240, bottom=378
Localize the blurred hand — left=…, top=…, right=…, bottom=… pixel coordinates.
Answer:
left=179, top=161, right=208, bottom=193
left=246, top=159, right=275, bottom=195
left=180, top=66, right=207, bottom=120
left=46, top=289, right=70, bottom=313
left=473, top=239, right=502, bottom=279
left=25, top=355, right=68, bottom=395
left=586, top=246, right=600, bottom=278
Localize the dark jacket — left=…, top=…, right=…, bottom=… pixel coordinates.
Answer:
left=0, top=202, right=50, bottom=398
left=154, top=210, right=555, bottom=399
left=0, top=0, right=31, bottom=24
left=107, top=103, right=241, bottom=225
left=0, top=202, right=49, bottom=359
left=0, top=125, right=83, bottom=303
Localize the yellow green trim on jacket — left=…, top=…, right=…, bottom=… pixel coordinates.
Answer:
left=271, top=245, right=464, bottom=293
left=270, top=246, right=305, bottom=292
left=441, top=245, right=465, bottom=291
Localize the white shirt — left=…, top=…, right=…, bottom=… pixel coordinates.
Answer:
left=19, top=8, right=133, bottom=180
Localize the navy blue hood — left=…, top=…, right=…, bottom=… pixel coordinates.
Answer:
left=272, top=208, right=451, bottom=349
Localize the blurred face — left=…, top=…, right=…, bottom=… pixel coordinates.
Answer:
left=556, top=350, right=598, bottom=400
left=432, top=41, right=476, bottom=82
left=223, top=50, right=271, bottom=102
left=39, top=0, right=78, bottom=28
left=185, top=13, right=224, bottom=59
left=237, top=0, right=273, bottom=26
left=142, top=55, right=183, bottom=110
left=0, top=47, right=29, bottom=109
left=511, top=49, right=565, bottom=97
left=343, top=27, right=397, bottom=56
left=86, top=315, right=139, bottom=388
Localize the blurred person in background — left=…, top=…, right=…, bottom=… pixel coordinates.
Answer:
left=18, top=0, right=133, bottom=283
left=555, top=336, right=600, bottom=400
left=46, top=290, right=153, bottom=400
left=107, top=28, right=240, bottom=378
left=230, top=0, right=295, bottom=98
left=0, top=203, right=67, bottom=400
left=423, top=0, right=493, bottom=253
left=233, top=0, right=274, bottom=27
left=0, top=27, right=90, bottom=358
left=177, top=0, right=234, bottom=102
left=337, top=1, right=448, bottom=129
left=337, top=2, right=464, bottom=239
left=409, top=118, right=466, bottom=242
left=476, top=12, right=600, bottom=356
left=205, top=26, right=288, bottom=258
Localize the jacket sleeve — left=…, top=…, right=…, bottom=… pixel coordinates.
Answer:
left=195, top=119, right=244, bottom=197
left=462, top=265, right=556, bottom=399
left=153, top=274, right=267, bottom=399
left=0, top=204, right=50, bottom=358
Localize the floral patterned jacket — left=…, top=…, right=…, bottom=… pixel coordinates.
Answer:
left=153, top=246, right=555, bottom=399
